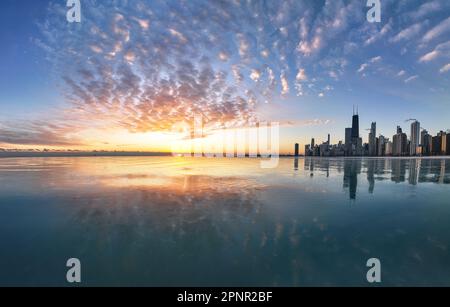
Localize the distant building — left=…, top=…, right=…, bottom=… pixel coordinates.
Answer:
left=345, top=128, right=352, bottom=155
left=294, top=143, right=299, bottom=157
left=304, top=144, right=311, bottom=156
left=431, top=131, right=447, bottom=155
left=393, top=126, right=408, bottom=156
left=345, top=128, right=352, bottom=145
left=378, top=135, right=387, bottom=156
left=319, top=143, right=329, bottom=157
left=352, top=110, right=359, bottom=140
left=385, top=141, right=393, bottom=156
left=447, top=136, right=450, bottom=155
left=440, top=131, right=447, bottom=155
left=446, top=134, right=450, bottom=155
left=369, top=122, right=377, bottom=156
left=432, top=135, right=442, bottom=155
left=410, top=120, right=421, bottom=156
left=421, top=130, right=432, bottom=156
left=423, top=134, right=432, bottom=156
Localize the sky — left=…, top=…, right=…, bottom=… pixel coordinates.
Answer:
left=0, top=0, right=449, bottom=154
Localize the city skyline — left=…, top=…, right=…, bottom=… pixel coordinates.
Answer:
left=0, top=0, right=450, bottom=154
left=303, top=108, right=450, bottom=157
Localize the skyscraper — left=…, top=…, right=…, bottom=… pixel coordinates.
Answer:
left=369, top=122, right=377, bottom=156
left=294, top=143, right=299, bottom=157
left=447, top=134, right=450, bottom=155
left=393, top=126, right=408, bottom=156
left=350, top=108, right=363, bottom=156
left=410, top=120, right=420, bottom=156
left=432, top=135, right=442, bottom=155
left=345, top=128, right=352, bottom=156
left=438, top=131, right=447, bottom=155
left=304, top=144, right=311, bottom=156
left=421, top=130, right=432, bottom=156
left=352, top=109, right=359, bottom=140
left=378, top=135, right=386, bottom=156
left=385, top=141, right=393, bottom=156
left=345, top=128, right=352, bottom=145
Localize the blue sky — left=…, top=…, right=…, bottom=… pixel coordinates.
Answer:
left=0, top=0, right=449, bottom=152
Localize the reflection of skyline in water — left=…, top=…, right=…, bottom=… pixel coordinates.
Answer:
left=301, top=158, right=450, bottom=200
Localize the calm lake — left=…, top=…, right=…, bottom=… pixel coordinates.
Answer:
left=0, top=156, right=449, bottom=286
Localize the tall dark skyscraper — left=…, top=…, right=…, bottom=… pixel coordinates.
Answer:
left=351, top=107, right=359, bottom=139
left=369, top=122, right=377, bottom=156
left=345, top=128, right=352, bottom=145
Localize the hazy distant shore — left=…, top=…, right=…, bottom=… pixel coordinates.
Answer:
left=0, top=151, right=449, bottom=159
left=0, top=151, right=173, bottom=158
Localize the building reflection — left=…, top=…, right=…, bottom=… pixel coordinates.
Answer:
left=408, top=159, right=420, bottom=185
left=367, top=159, right=375, bottom=194
left=343, top=159, right=361, bottom=200
left=391, top=159, right=407, bottom=183
left=302, top=158, right=450, bottom=200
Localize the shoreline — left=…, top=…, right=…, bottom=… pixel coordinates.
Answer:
left=0, top=152, right=449, bottom=159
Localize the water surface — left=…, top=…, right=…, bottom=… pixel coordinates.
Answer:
left=0, top=157, right=449, bottom=286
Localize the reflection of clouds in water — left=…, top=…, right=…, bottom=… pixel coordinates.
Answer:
left=61, top=174, right=349, bottom=285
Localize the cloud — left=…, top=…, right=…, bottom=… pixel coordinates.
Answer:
left=390, top=21, right=428, bottom=43
left=285, top=119, right=334, bottom=127
left=133, top=18, right=150, bottom=30
left=280, top=71, right=289, bottom=95
left=409, top=0, right=443, bottom=20
left=357, top=63, right=368, bottom=73
left=440, top=64, right=450, bottom=73
left=419, top=40, right=450, bottom=62
left=405, top=75, right=419, bottom=83
left=250, top=69, right=261, bottom=82
left=0, top=121, right=85, bottom=147
left=419, top=50, right=440, bottom=62
left=260, top=49, right=269, bottom=58
left=364, top=20, right=392, bottom=46
left=168, top=28, right=188, bottom=44
left=232, top=65, right=243, bottom=83
left=423, top=16, right=450, bottom=42
left=296, top=69, right=308, bottom=82
left=357, top=56, right=382, bottom=74
left=370, top=56, right=382, bottom=63
left=218, top=51, right=230, bottom=62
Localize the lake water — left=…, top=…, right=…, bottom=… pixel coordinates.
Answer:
left=0, top=156, right=449, bottom=286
